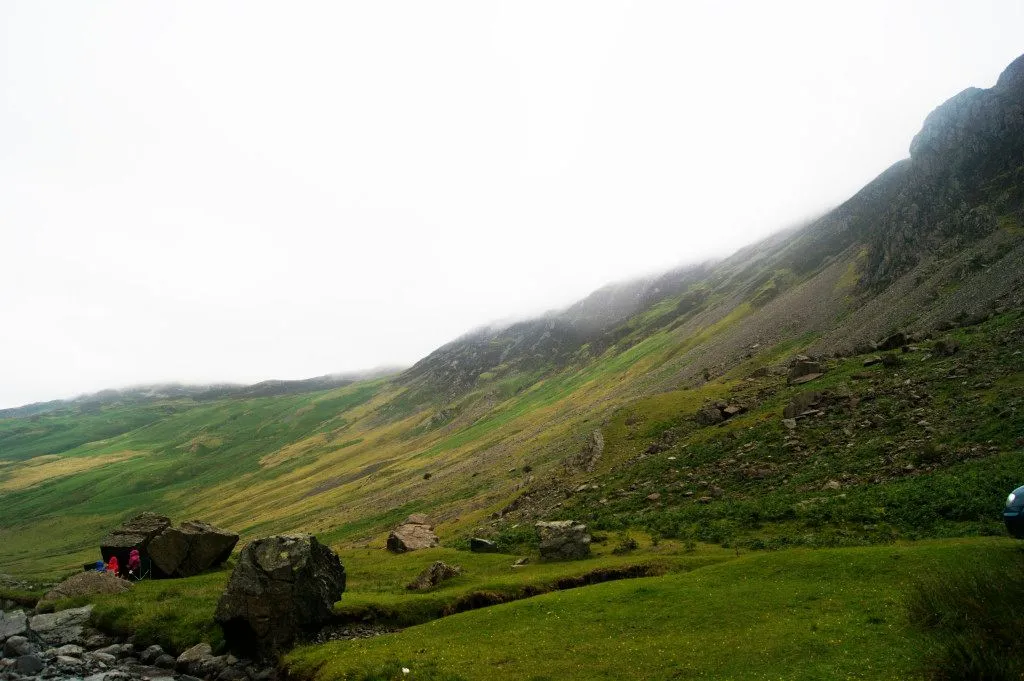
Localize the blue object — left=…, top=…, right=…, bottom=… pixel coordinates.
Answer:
left=1003, top=485, right=1024, bottom=538
left=95, top=560, right=106, bottom=572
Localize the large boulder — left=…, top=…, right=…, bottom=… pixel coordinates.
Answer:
left=536, top=520, right=591, bottom=560
left=39, top=572, right=131, bottom=607
left=99, top=513, right=237, bottom=579
left=100, top=513, right=171, bottom=566
left=386, top=515, right=439, bottom=553
left=149, top=520, right=239, bottom=578
left=214, top=534, right=346, bottom=660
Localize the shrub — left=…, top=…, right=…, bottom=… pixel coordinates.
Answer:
left=907, top=550, right=1024, bottom=680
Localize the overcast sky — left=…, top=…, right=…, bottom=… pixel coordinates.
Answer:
left=1, top=2, right=1021, bottom=408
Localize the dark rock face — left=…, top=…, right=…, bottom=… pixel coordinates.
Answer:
left=149, top=520, right=239, bottom=578
left=536, top=520, right=591, bottom=560
left=469, top=537, right=498, bottom=553
left=406, top=561, right=462, bottom=591
left=214, top=534, right=346, bottom=660
left=877, top=333, right=907, bottom=351
left=386, top=515, right=439, bottom=553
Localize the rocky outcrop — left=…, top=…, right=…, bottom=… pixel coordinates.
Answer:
left=148, top=520, right=239, bottom=578
left=100, top=513, right=238, bottom=579
left=536, top=520, right=591, bottom=560
left=215, top=534, right=346, bottom=660
left=406, top=561, right=462, bottom=591
left=38, top=572, right=130, bottom=607
left=386, top=514, right=439, bottom=553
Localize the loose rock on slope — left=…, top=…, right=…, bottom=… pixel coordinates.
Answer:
left=386, top=514, right=439, bottom=553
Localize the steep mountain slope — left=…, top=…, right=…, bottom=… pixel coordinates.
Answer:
left=1, top=54, right=1023, bottom=578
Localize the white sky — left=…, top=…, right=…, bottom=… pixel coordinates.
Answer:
left=1, top=1, right=1021, bottom=408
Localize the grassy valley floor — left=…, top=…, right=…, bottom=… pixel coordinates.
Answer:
left=279, top=537, right=1019, bottom=680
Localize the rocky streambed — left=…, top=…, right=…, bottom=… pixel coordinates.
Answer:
left=0, top=606, right=276, bottom=681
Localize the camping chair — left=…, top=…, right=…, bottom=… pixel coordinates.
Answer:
left=128, top=556, right=153, bottom=582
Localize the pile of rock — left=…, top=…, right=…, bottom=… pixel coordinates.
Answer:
left=1, top=604, right=281, bottom=681
left=101, top=513, right=238, bottom=579
left=38, top=572, right=131, bottom=608
left=386, top=514, right=439, bottom=553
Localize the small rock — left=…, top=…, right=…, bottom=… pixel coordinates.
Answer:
left=863, top=356, right=883, bottom=367
left=782, top=418, right=797, bottom=430
left=176, top=643, right=213, bottom=672
left=139, top=644, right=164, bottom=664
left=696, top=407, right=724, bottom=426
left=406, top=562, right=462, bottom=591
left=512, top=558, right=529, bottom=567
left=94, top=643, right=133, bottom=658
left=154, top=654, right=177, bottom=669
left=55, top=654, right=84, bottom=668
left=53, top=644, right=85, bottom=657
left=86, top=651, right=118, bottom=665
left=824, top=480, right=842, bottom=491
left=646, top=493, right=661, bottom=501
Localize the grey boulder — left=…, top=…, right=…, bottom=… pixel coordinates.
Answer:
left=215, top=534, right=346, bottom=660
left=386, top=515, right=439, bottom=553
left=536, top=520, right=591, bottom=560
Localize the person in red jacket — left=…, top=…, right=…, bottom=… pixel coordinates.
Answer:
left=106, top=555, right=120, bottom=577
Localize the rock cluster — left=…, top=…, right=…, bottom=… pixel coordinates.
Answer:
left=386, top=514, right=439, bottom=553
left=787, top=356, right=825, bottom=385
left=469, top=538, right=498, bottom=553
left=0, top=602, right=277, bottom=681
left=215, top=534, right=346, bottom=661
left=101, top=513, right=238, bottom=579
left=535, top=520, right=591, bottom=560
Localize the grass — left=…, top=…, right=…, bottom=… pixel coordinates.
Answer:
left=907, top=544, right=1024, bottom=680
left=287, top=538, right=1020, bottom=681
left=75, top=542, right=732, bottom=655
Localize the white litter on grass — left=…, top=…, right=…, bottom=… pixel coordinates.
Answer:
left=402, top=668, right=410, bottom=675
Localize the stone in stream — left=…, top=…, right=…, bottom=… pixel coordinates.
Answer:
left=15, top=654, right=44, bottom=676
left=215, top=534, right=346, bottom=660
left=29, top=605, right=94, bottom=646
left=4, top=635, right=39, bottom=657
left=0, top=610, right=27, bottom=642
